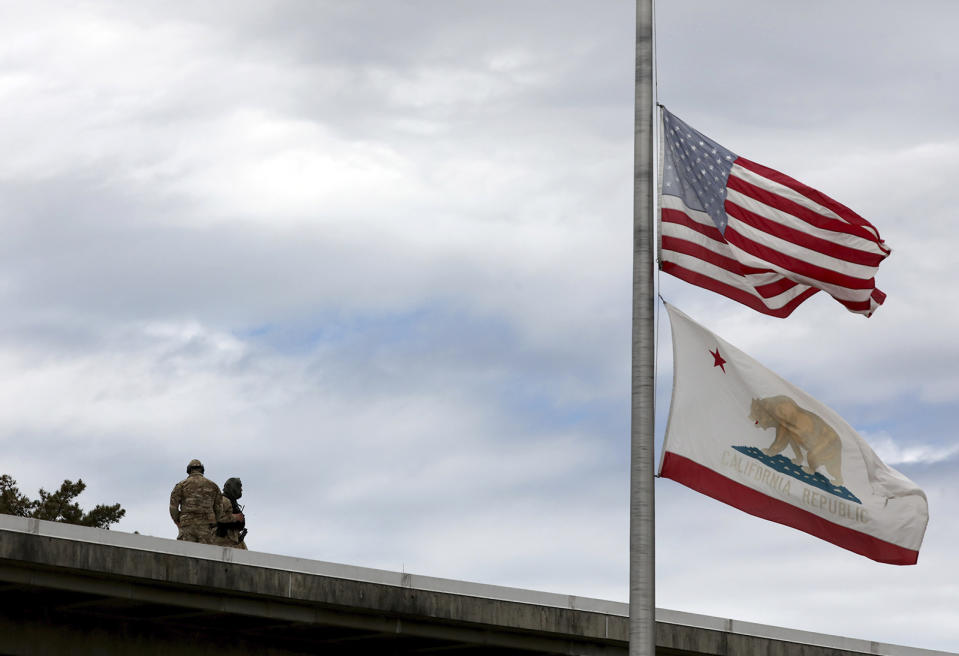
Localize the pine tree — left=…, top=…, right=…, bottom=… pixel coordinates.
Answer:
left=0, top=474, right=125, bottom=529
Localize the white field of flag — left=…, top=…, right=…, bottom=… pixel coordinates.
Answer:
left=660, top=303, right=928, bottom=565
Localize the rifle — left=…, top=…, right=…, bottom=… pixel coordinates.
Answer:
left=217, top=496, right=247, bottom=542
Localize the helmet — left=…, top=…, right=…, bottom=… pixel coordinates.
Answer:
left=186, top=459, right=204, bottom=474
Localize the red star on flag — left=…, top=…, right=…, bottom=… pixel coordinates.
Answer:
left=709, top=347, right=726, bottom=373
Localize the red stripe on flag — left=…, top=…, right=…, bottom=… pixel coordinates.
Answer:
left=660, top=261, right=817, bottom=318
left=660, top=452, right=919, bottom=565
left=834, top=296, right=875, bottom=314
left=727, top=173, right=886, bottom=254
left=661, top=207, right=725, bottom=242
left=734, top=157, right=889, bottom=252
left=723, top=222, right=877, bottom=291
left=724, top=187, right=886, bottom=267
left=753, top=276, right=801, bottom=298
left=661, top=236, right=800, bottom=300
left=661, top=235, right=771, bottom=277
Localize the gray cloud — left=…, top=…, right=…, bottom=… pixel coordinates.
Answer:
left=0, top=1, right=956, bottom=651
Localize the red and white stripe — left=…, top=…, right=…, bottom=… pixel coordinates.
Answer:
left=660, top=156, right=890, bottom=318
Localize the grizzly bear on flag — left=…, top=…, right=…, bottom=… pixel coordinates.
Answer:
left=749, top=395, right=844, bottom=486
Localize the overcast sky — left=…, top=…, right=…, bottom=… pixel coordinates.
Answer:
left=1, top=1, right=957, bottom=652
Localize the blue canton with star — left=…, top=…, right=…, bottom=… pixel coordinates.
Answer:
left=661, top=108, right=738, bottom=234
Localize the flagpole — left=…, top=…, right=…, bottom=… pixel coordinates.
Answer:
left=630, top=0, right=655, bottom=655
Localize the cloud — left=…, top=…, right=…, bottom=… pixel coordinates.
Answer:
left=0, top=2, right=958, bottom=652
left=864, top=433, right=959, bottom=467
left=656, top=469, right=959, bottom=649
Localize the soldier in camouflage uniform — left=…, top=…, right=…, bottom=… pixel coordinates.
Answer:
left=169, top=459, right=242, bottom=543
left=213, top=477, right=248, bottom=550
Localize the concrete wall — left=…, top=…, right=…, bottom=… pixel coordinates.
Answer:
left=0, top=516, right=951, bottom=656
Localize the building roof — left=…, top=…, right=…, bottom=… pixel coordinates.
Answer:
left=0, top=515, right=951, bottom=656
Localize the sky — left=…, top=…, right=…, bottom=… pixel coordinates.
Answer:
left=0, top=0, right=956, bottom=651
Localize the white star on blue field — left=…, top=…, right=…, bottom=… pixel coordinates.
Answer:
left=661, top=108, right=738, bottom=232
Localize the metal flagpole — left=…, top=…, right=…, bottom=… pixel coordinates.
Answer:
left=630, top=0, right=655, bottom=655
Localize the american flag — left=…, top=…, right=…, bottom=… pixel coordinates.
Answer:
left=658, top=107, right=890, bottom=318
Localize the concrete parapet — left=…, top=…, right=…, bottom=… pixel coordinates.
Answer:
left=0, top=515, right=951, bottom=656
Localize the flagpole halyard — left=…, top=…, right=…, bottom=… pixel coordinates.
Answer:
left=630, top=0, right=656, bottom=655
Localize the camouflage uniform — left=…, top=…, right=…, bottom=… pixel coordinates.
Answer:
left=213, top=495, right=247, bottom=550
left=169, top=460, right=230, bottom=544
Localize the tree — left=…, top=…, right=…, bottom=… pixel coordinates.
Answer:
left=0, top=474, right=125, bottom=529
left=0, top=475, right=32, bottom=517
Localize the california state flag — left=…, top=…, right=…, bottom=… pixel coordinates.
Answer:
left=660, top=303, right=928, bottom=564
